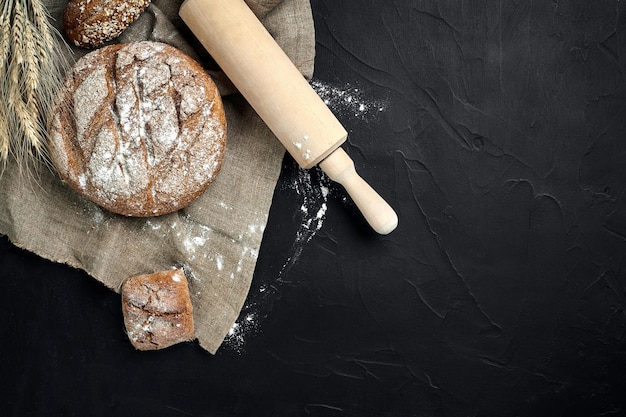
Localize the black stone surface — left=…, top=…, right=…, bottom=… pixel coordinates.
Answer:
left=2, top=1, right=626, bottom=416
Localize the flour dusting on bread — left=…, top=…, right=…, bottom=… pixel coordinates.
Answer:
left=48, top=41, right=226, bottom=217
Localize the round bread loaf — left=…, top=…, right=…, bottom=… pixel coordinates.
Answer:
left=48, top=41, right=226, bottom=217
left=64, top=0, right=152, bottom=48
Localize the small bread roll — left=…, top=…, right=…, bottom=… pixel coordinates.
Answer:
left=48, top=41, right=226, bottom=217
left=64, top=0, right=152, bottom=48
left=121, top=269, right=195, bottom=351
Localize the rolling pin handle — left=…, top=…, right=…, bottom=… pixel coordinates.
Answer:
left=319, top=148, right=398, bottom=235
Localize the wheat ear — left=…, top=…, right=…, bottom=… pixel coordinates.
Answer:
left=8, top=2, right=39, bottom=166
left=1, top=0, right=70, bottom=177
left=0, top=3, right=12, bottom=170
left=29, top=0, right=69, bottom=111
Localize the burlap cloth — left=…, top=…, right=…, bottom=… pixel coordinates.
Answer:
left=0, top=0, right=314, bottom=354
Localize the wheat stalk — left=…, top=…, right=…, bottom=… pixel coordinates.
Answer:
left=1, top=4, right=11, bottom=171
left=0, top=0, right=69, bottom=177
left=0, top=104, right=9, bottom=174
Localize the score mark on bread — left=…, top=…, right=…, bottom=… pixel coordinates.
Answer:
left=121, top=269, right=195, bottom=350
left=48, top=41, right=226, bottom=217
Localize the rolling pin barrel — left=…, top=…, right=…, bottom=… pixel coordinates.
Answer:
left=180, top=0, right=398, bottom=234
left=180, top=0, right=345, bottom=169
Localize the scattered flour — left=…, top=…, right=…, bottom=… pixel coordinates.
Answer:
left=221, top=166, right=332, bottom=353
left=279, top=166, right=332, bottom=275
left=310, top=79, right=387, bottom=122
left=139, top=210, right=263, bottom=286
left=222, top=81, right=390, bottom=353
left=223, top=312, right=259, bottom=353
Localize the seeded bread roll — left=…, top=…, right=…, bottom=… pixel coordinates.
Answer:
left=121, top=269, right=195, bottom=350
left=48, top=41, right=226, bottom=217
left=64, top=0, right=152, bottom=48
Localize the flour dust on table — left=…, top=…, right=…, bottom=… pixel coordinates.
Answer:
left=280, top=165, right=331, bottom=274
left=277, top=81, right=388, bottom=272
left=222, top=81, right=389, bottom=353
left=223, top=310, right=260, bottom=353
left=310, top=79, right=388, bottom=122
left=221, top=165, right=331, bottom=353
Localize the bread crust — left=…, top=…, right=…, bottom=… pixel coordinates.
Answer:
left=48, top=41, right=226, bottom=217
left=121, top=269, right=195, bottom=350
left=64, top=0, right=152, bottom=48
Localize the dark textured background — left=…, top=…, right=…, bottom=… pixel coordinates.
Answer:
left=2, top=0, right=626, bottom=416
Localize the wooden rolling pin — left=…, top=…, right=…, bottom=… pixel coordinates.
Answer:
left=179, top=0, right=398, bottom=234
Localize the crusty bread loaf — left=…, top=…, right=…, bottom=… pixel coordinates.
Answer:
left=48, top=41, right=226, bottom=217
left=64, top=0, right=152, bottom=48
left=121, top=269, right=195, bottom=350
